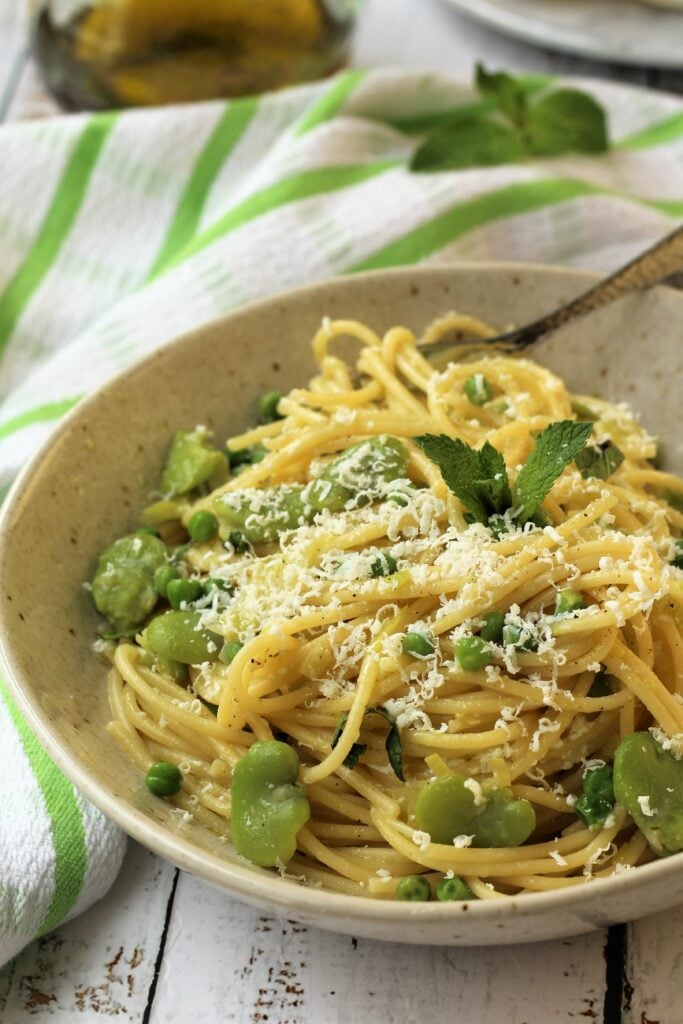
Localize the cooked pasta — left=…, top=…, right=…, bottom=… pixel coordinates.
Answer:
left=95, top=312, right=683, bottom=901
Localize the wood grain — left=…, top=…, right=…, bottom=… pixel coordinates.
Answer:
left=0, top=844, right=176, bottom=1021
left=146, top=871, right=609, bottom=1024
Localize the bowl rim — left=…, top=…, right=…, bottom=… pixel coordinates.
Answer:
left=2, top=259, right=682, bottom=928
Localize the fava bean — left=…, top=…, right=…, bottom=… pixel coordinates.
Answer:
left=215, top=485, right=312, bottom=544
left=92, top=532, right=167, bottom=632
left=614, top=732, right=683, bottom=855
left=143, top=610, right=221, bottom=664
left=414, top=774, right=535, bottom=848
left=306, top=437, right=409, bottom=513
left=231, top=741, right=310, bottom=867
left=161, top=429, right=228, bottom=496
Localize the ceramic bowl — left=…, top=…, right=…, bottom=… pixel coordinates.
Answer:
left=2, top=264, right=683, bottom=946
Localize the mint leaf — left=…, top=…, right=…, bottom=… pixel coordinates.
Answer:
left=473, top=441, right=512, bottom=515
left=575, top=441, right=624, bottom=481
left=475, top=62, right=528, bottom=126
left=410, top=117, right=523, bottom=172
left=512, top=421, right=593, bottom=521
left=414, top=435, right=512, bottom=523
left=331, top=707, right=403, bottom=779
left=526, top=89, right=608, bottom=156
left=415, top=435, right=489, bottom=522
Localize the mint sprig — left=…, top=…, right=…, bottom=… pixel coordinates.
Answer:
left=411, top=64, right=609, bottom=173
left=415, top=420, right=592, bottom=528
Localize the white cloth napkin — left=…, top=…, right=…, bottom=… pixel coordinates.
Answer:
left=0, top=67, right=681, bottom=966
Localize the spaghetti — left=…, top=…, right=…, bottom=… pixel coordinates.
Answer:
left=99, top=313, right=683, bottom=900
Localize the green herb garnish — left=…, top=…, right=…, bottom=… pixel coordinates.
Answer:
left=415, top=420, right=592, bottom=530
left=575, top=440, right=624, bottom=481
left=575, top=764, right=615, bottom=829
left=331, top=706, right=404, bottom=780
left=411, top=64, right=609, bottom=173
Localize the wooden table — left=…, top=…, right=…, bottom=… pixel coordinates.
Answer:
left=1, top=2, right=681, bottom=1021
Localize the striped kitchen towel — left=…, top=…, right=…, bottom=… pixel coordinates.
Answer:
left=0, top=67, right=681, bottom=964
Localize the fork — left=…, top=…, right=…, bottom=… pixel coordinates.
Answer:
left=416, top=223, right=683, bottom=357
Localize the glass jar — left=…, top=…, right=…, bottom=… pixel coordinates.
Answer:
left=28, top=1, right=360, bottom=109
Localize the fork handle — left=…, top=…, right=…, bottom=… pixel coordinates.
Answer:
left=509, top=223, right=683, bottom=350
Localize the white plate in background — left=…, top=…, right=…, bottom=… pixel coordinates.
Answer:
left=441, top=0, right=683, bottom=69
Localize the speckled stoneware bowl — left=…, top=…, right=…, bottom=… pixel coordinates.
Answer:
left=2, top=264, right=683, bottom=946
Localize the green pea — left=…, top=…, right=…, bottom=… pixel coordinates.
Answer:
left=502, top=623, right=538, bottom=652
left=143, top=610, right=221, bottom=664
left=154, top=563, right=180, bottom=598
left=220, top=639, right=244, bottom=664
left=166, top=577, right=204, bottom=610
left=215, top=485, right=312, bottom=544
left=259, top=390, right=284, bottom=423
left=395, top=875, right=431, bottom=902
left=227, top=443, right=268, bottom=470
left=455, top=635, right=492, bottom=671
left=161, top=429, right=228, bottom=497
left=370, top=552, right=398, bottom=578
left=414, top=774, right=535, bottom=848
left=145, top=761, right=183, bottom=797
left=188, top=510, right=219, bottom=542
left=306, top=437, right=409, bottom=513
left=555, top=589, right=585, bottom=615
left=231, top=741, right=311, bottom=867
left=480, top=610, right=505, bottom=644
left=436, top=876, right=474, bottom=902
left=614, top=732, right=683, bottom=856
left=402, top=631, right=435, bottom=658
left=92, top=532, right=167, bottom=632
left=464, top=374, right=493, bottom=406
left=575, top=764, right=614, bottom=830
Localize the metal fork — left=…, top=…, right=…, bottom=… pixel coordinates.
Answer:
left=416, top=223, right=683, bottom=357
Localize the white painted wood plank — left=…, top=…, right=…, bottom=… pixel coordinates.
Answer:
left=0, top=842, right=175, bottom=1022
left=624, top=911, right=683, bottom=1024
left=147, top=871, right=608, bottom=1024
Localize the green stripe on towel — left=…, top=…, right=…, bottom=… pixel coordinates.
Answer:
left=0, top=683, right=87, bottom=936
left=0, top=113, right=118, bottom=351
